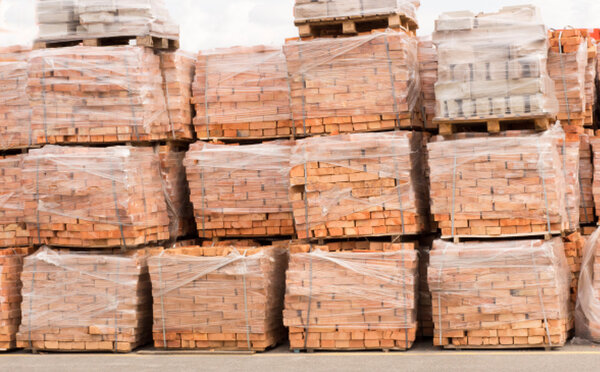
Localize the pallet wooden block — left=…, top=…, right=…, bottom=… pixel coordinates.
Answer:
left=290, top=131, right=431, bottom=240
left=22, top=146, right=171, bottom=248
left=433, top=6, right=558, bottom=124
left=428, top=127, right=570, bottom=239
left=16, top=247, right=153, bottom=352
left=284, top=30, right=423, bottom=136
left=27, top=46, right=193, bottom=145
left=148, top=245, right=288, bottom=351
left=184, top=141, right=295, bottom=239
left=0, top=155, right=30, bottom=248
left=284, top=241, right=418, bottom=351
left=429, top=238, right=571, bottom=349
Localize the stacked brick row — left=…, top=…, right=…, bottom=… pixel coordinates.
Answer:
left=148, top=245, right=288, bottom=351
left=563, top=231, right=585, bottom=306
left=433, top=6, right=558, bottom=120
left=0, top=155, right=29, bottom=248
left=429, top=238, right=571, bottom=348
left=284, top=242, right=418, bottom=351
left=160, top=51, right=196, bottom=141
left=418, top=37, right=438, bottom=130
left=584, top=38, right=597, bottom=127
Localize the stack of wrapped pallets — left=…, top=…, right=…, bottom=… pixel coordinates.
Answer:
left=16, top=247, right=153, bottom=352
left=148, top=245, right=288, bottom=351
left=418, top=37, right=438, bottom=130
left=429, top=238, right=571, bottom=348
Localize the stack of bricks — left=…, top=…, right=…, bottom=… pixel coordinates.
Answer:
left=579, top=133, right=595, bottom=225
left=433, top=6, right=558, bottom=120
left=548, top=29, right=588, bottom=133
left=26, top=46, right=194, bottom=145
left=290, top=131, right=430, bottom=239
left=148, top=245, right=288, bottom=351
left=559, top=134, right=582, bottom=232
left=21, top=145, right=171, bottom=248
left=563, top=231, right=585, bottom=306
left=283, top=30, right=423, bottom=135
left=418, top=37, right=438, bottom=130
left=574, top=228, right=600, bottom=341
left=0, top=46, right=32, bottom=151
left=429, top=238, right=571, bottom=348
left=0, top=155, right=29, bottom=248
left=192, top=45, right=294, bottom=141
left=0, top=247, right=34, bottom=350
left=184, top=141, right=295, bottom=239
left=584, top=37, right=597, bottom=127
left=428, top=127, right=569, bottom=238
left=284, top=241, right=418, bottom=351
left=16, top=247, right=153, bottom=352
left=591, top=138, right=600, bottom=221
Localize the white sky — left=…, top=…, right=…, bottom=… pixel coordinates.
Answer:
left=1, top=0, right=599, bottom=52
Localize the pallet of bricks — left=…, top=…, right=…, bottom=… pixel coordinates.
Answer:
left=574, top=227, right=600, bottom=341
left=432, top=5, right=558, bottom=135
left=147, top=242, right=288, bottom=351
left=418, top=36, right=438, bottom=131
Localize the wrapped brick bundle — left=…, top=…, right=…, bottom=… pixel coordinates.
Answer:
left=290, top=131, right=430, bottom=240
left=36, top=0, right=179, bottom=42
left=433, top=5, right=558, bottom=120
left=192, top=45, right=293, bottom=140
left=184, top=141, right=294, bottom=238
left=580, top=133, right=595, bottom=225
left=26, top=46, right=192, bottom=145
left=428, top=126, right=569, bottom=239
left=558, top=134, right=581, bottom=231
left=148, top=245, right=287, bottom=351
left=418, top=36, right=438, bottom=130
left=429, top=238, right=571, bottom=348
left=591, top=138, right=600, bottom=220
left=22, top=146, right=170, bottom=248
left=584, top=39, right=597, bottom=127
left=284, top=30, right=422, bottom=136
left=293, top=0, right=419, bottom=26
left=575, top=227, right=600, bottom=341
left=0, top=155, right=29, bottom=248
left=284, top=242, right=418, bottom=351
left=0, top=247, right=34, bottom=350
left=563, top=231, right=585, bottom=306
left=0, top=46, right=32, bottom=151
left=160, top=51, right=195, bottom=141
left=16, top=247, right=152, bottom=352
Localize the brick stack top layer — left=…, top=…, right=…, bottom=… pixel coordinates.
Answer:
left=293, top=0, right=419, bottom=25
left=0, top=46, right=32, bottom=151
left=0, top=155, right=29, bottom=248
left=575, top=228, right=600, bottom=341
left=283, top=30, right=421, bottom=133
left=418, top=36, right=438, bottom=130
left=36, top=0, right=179, bottom=42
left=429, top=238, right=571, bottom=338
left=21, top=145, right=170, bottom=248
left=433, top=5, right=558, bottom=120
left=26, top=46, right=188, bottom=145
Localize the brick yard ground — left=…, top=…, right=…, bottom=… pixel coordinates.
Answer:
left=1, top=341, right=600, bottom=372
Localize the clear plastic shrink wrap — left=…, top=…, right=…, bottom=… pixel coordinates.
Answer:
left=590, top=138, right=600, bottom=220
left=284, top=30, right=422, bottom=135
left=290, top=131, right=430, bottom=239
left=26, top=46, right=193, bottom=145
left=184, top=141, right=295, bottom=239
left=293, top=0, right=419, bottom=26
left=284, top=242, right=418, bottom=350
left=0, top=248, right=35, bottom=351
left=148, top=245, right=288, bottom=351
left=429, top=238, right=571, bottom=348
left=0, top=155, right=30, bottom=248
left=22, top=146, right=171, bottom=248
left=192, top=45, right=293, bottom=140
left=36, top=0, right=179, bottom=42
left=575, top=227, right=600, bottom=342
left=16, top=247, right=152, bottom=352
left=579, top=133, right=595, bottom=224
left=159, top=51, right=196, bottom=140
left=583, top=39, right=597, bottom=126
left=427, top=125, right=569, bottom=238
left=418, top=36, right=438, bottom=130
left=433, top=5, right=558, bottom=120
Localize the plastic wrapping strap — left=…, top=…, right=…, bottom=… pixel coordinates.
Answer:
left=537, top=142, right=553, bottom=234
left=384, top=34, right=402, bottom=131
left=109, top=163, right=128, bottom=251
left=298, top=41, right=308, bottom=136
left=200, top=167, right=207, bottom=238
left=400, top=245, right=408, bottom=349
left=27, top=257, right=37, bottom=350
left=241, top=251, right=252, bottom=351
left=393, top=140, right=406, bottom=236
left=302, top=158, right=314, bottom=350
left=139, top=160, right=150, bottom=246
left=203, top=56, right=210, bottom=139
left=123, top=54, right=140, bottom=141
left=157, top=252, right=167, bottom=349
left=40, top=58, right=49, bottom=143
left=436, top=242, right=449, bottom=346
left=578, top=170, right=590, bottom=224
left=283, top=51, right=298, bottom=139
left=154, top=145, right=179, bottom=243
left=159, top=55, right=176, bottom=139
left=450, top=153, right=457, bottom=238
left=34, top=158, right=42, bottom=245
left=561, top=133, right=573, bottom=231
left=529, top=241, right=553, bottom=347
left=113, top=256, right=120, bottom=353
left=558, top=31, right=572, bottom=126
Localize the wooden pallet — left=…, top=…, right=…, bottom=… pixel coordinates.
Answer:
left=441, top=231, right=561, bottom=243
left=441, top=344, right=560, bottom=351
left=292, top=346, right=411, bottom=353
left=33, top=35, right=179, bottom=51
left=435, top=115, right=555, bottom=136
left=296, top=13, right=417, bottom=38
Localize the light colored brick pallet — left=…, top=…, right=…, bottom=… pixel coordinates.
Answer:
left=33, top=34, right=179, bottom=51
left=295, top=13, right=418, bottom=38
left=435, top=115, right=555, bottom=136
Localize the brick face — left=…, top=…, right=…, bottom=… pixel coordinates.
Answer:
left=0, top=155, right=29, bottom=248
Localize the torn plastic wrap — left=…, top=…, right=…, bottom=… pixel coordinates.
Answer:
left=192, top=45, right=293, bottom=140
left=575, top=227, right=600, bottom=342
left=36, top=0, right=179, bottom=42
left=26, top=46, right=188, bottom=145
left=184, top=141, right=295, bottom=239
left=284, top=30, right=422, bottom=135
left=0, top=155, right=29, bottom=248
left=291, top=131, right=430, bottom=239
left=0, top=247, right=35, bottom=351
left=16, top=247, right=152, bottom=352
left=148, top=245, right=288, bottom=351
left=22, top=146, right=171, bottom=248
left=284, top=243, right=418, bottom=350
left=0, top=46, right=33, bottom=151
left=429, top=238, right=571, bottom=348
left=427, top=125, right=569, bottom=238
left=433, top=5, right=558, bottom=120
left=418, top=36, right=438, bottom=130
